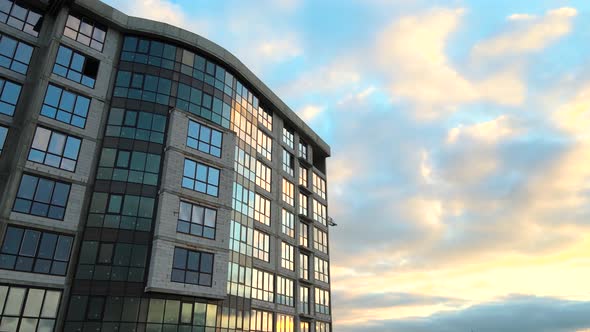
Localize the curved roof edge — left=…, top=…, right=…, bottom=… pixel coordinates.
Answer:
left=75, top=0, right=331, bottom=156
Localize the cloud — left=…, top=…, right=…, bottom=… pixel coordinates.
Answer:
left=256, top=37, right=303, bottom=62
left=338, top=296, right=590, bottom=332
left=375, top=8, right=526, bottom=118
left=296, top=104, right=325, bottom=122
left=103, top=0, right=209, bottom=36
left=447, top=115, right=522, bottom=144
left=473, top=7, right=577, bottom=58
left=553, top=83, right=590, bottom=138
left=280, top=60, right=362, bottom=98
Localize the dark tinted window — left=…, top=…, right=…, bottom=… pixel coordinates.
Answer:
left=13, top=174, right=71, bottom=220
left=0, top=77, right=21, bottom=116
left=171, top=247, right=213, bottom=287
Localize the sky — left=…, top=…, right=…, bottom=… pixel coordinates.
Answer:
left=104, top=0, right=590, bottom=331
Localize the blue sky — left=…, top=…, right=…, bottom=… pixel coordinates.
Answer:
left=105, top=0, right=590, bottom=331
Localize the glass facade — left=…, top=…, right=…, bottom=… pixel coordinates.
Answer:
left=0, top=3, right=331, bottom=331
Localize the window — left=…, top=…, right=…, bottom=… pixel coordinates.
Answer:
left=227, top=262, right=251, bottom=298
left=255, top=159, right=271, bottom=192
left=299, top=167, right=308, bottom=187
left=106, top=108, right=167, bottom=144
left=314, top=228, right=328, bottom=254
left=301, top=322, right=310, bottom=332
left=312, top=172, right=327, bottom=199
left=233, top=183, right=255, bottom=219
left=314, top=257, right=329, bottom=283
left=121, top=37, right=177, bottom=70
left=254, top=194, right=270, bottom=226
left=0, top=0, right=43, bottom=36
left=41, top=84, right=90, bottom=128
left=182, top=159, right=220, bottom=196
left=299, top=286, right=310, bottom=314
left=187, top=120, right=222, bottom=157
left=0, top=226, right=73, bottom=276
left=0, top=285, right=61, bottom=332
left=299, top=222, right=309, bottom=247
left=281, top=241, right=294, bottom=271
left=235, top=147, right=256, bottom=182
left=144, top=299, right=217, bottom=330
left=282, top=178, right=294, bottom=206
left=313, top=199, right=327, bottom=226
left=282, top=149, right=294, bottom=176
left=28, top=126, right=81, bottom=172
left=177, top=83, right=232, bottom=129
left=251, top=268, right=274, bottom=302
left=282, top=126, right=294, bottom=149
left=64, top=13, right=107, bottom=51
left=229, top=221, right=253, bottom=257
left=114, top=71, right=172, bottom=105
left=276, top=276, right=294, bottom=306
left=257, top=107, right=272, bottom=131
left=316, top=321, right=331, bottom=332
left=0, top=32, right=33, bottom=74
left=0, top=125, right=7, bottom=154
left=281, top=209, right=294, bottom=238
left=256, top=129, right=272, bottom=161
left=53, top=45, right=99, bottom=88
left=96, top=148, right=161, bottom=186
left=177, top=201, right=216, bottom=239
left=276, top=313, right=294, bottom=332
left=250, top=309, right=273, bottom=332
left=13, top=174, right=70, bottom=220
left=0, top=77, right=21, bottom=116
left=76, top=241, right=148, bottom=281
left=299, top=141, right=308, bottom=159
left=171, top=247, right=214, bottom=287
left=315, top=289, right=330, bottom=315
left=299, top=193, right=308, bottom=216
left=299, top=253, right=309, bottom=280
left=253, top=229, right=269, bottom=262
left=87, top=192, right=155, bottom=231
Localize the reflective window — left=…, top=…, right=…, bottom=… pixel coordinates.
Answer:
left=13, top=174, right=70, bottom=220
left=312, top=172, right=327, bottom=200
left=299, top=141, right=308, bottom=160
left=233, top=182, right=255, bottom=218
left=313, top=199, right=327, bottom=226
left=282, top=126, right=294, bottom=149
left=299, top=286, right=310, bottom=315
left=314, top=256, right=329, bottom=283
left=64, top=13, right=107, bottom=51
left=251, top=268, right=273, bottom=302
left=299, top=222, right=309, bottom=248
left=257, top=107, right=272, bottom=131
left=282, top=178, right=294, bottom=206
left=314, top=227, right=328, bottom=254
left=254, top=194, right=270, bottom=226
left=282, top=149, right=294, bottom=176
left=229, top=221, right=252, bottom=257
left=0, top=125, right=7, bottom=154
left=0, top=0, right=43, bottom=36
left=256, top=159, right=271, bottom=192
left=121, top=36, right=176, bottom=70
left=53, top=45, right=99, bottom=88
left=281, top=241, right=294, bottom=271
left=301, top=322, right=310, bottom=332
left=300, top=254, right=310, bottom=282
left=171, top=247, right=214, bottom=287
left=299, top=193, right=308, bottom=216
left=276, top=313, right=294, bottom=332
left=41, top=84, right=90, bottom=128
left=182, top=159, right=220, bottom=196
left=0, top=226, right=73, bottom=276
left=177, top=201, right=216, bottom=239
left=315, top=289, right=330, bottom=315
left=316, top=321, right=330, bottom=332
left=250, top=309, right=273, bottom=332
left=187, top=120, right=222, bottom=157
left=0, top=77, right=22, bottom=116
left=276, top=276, right=294, bottom=307
left=281, top=209, right=294, bottom=238
left=0, top=32, right=33, bottom=74
left=252, top=229, right=269, bottom=262
left=87, top=192, right=155, bottom=231
left=114, top=71, right=172, bottom=105
left=177, top=83, right=231, bottom=128
left=106, top=107, right=167, bottom=144
left=75, top=240, right=148, bottom=282
left=227, top=262, right=251, bottom=298
left=96, top=148, right=161, bottom=186
left=257, top=128, right=272, bottom=161
left=0, top=285, right=61, bottom=332
left=28, top=126, right=81, bottom=172
left=299, top=167, right=308, bottom=187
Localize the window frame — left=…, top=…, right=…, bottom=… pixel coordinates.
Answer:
left=40, top=83, right=90, bottom=128
left=63, top=13, right=107, bottom=51
left=0, top=77, right=22, bottom=117
left=0, top=32, right=33, bottom=74
left=182, top=159, right=220, bottom=197
left=177, top=200, right=217, bottom=240
left=12, top=173, right=71, bottom=220
left=187, top=119, right=223, bottom=158
left=28, top=126, right=82, bottom=172
left=171, top=247, right=214, bottom=287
